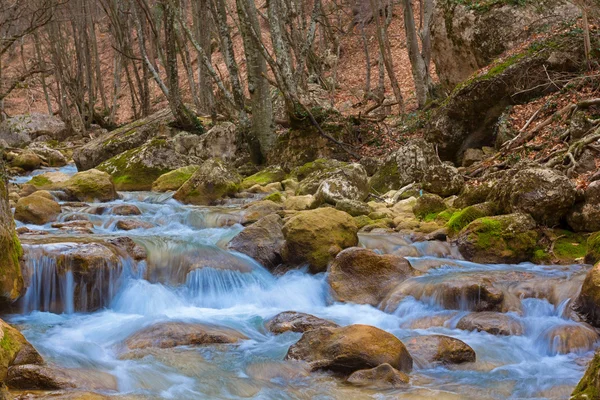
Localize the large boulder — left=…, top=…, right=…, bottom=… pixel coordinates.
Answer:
left=28, top=171, right=71, bottom=189
left=568, top=181, right=600, bottom=232
left=97, top=138, right=193, bottom=191
left=427, top=33, right=586, bottom=162
left=152, top=165, right=199, bottom=192
left=455, top=213, right=539, bottom=264
left=313, top=164, right=370, bottom=205
left=228, top=214, right=284, bottom=270
left=0, top=113, right=67, bottom=148
left=575, top=262, right=600, bottom=328
left=0, top=175, right=24, bottom=302
left=421, top=163, right=464, bottom=197
left=173, top=158, right=241, bottom=205
left=0, top=319, right=44, bottom=381
left=586, top=232, right=600, bottom=265
left=328, top=247, right=417, bottom=306
left=265, top=311, right=338, bottom=334
left=14, top=195, right=61, bottom=225
left=431, top=0, right=579, bottom=89
left=240, top=200, right=283, bottom=225
left=403, top=335, right=476, bottom=366
left=10, top=151, right=42, bottom=171
left=173, top=122, right=245, bottom=162
left=74, top=108, right=174, bottom=171
left=493, top=167, right=576, bottom=226
left=123, top=322, right=247, bottom=350
left=285, top=324, right=413, bottom=374
left=281, top=208, right=358, bottom=273
left=58, top=169, right=118, bottom=202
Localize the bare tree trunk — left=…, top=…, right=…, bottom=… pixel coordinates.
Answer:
left=192, top=0, right=215, bottom=115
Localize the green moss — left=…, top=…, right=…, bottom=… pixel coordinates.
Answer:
left=586, top=232, right=600, bottom=265
left=413, top=194, right=447, bottom=220
left=292, top=159, right=345, bottom=182
left=264, top=191, right=284, bottom=203
left=369, top=160, right=401, bottom=194
left=572, top=350, right=600, bottom=399
left=353, top=215, right=374, bottom=229
left=447, top=204, right=492, bottom=234
left=28, top=175, right=52, bottom=188
left=152, top=165, right=199, bottom=192
left=436, top=209, right=456, bottom=223
left=553, top=230, right=588, bottom=261
left=532, top=248, right=552, bottom=264
left=241, top=166, right=286, bottom=190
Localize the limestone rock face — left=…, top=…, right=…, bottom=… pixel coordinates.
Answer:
left=228, top=214, right=284, bottom=270
left=328, top=247, right=416, bottom=306
left=456, top=213, right=539, bottom=264
left=265, top=311, right=338, bottom=334
left=285, top=324, right=413, bottom=374
left=173, top=158, right=241, bottom=205
left=494, top=167, right=576, bottom=226
left=0, top=113, right=67, bottom=148
left=14, top=195, right=61, bottom=225
left=281, top=208, right=358, bottom=273
left=431, top=0, right=579, bottom=89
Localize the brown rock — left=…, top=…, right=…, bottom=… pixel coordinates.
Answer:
left=115, top=219, right=154, bottom=231
left=6, top=365, right=117, bottom=391
left=347, top=363, right=409, bottom=389
left=265, top=311, right=338, bottom=334
left=228, top=214, right=284, bottom=270
left=403, top=335, right=476, bottom=367
left=456, top=312, right=524, bottom=336
left=14, top=196, right=61, bottom=225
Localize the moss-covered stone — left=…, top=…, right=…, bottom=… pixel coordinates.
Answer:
left=152, top=165, right=199, bottom=192
left=586, top=232, right=600, bottom=265
left=264, top=191, right=284, bottom=203
left=447, top=202, right=496, bottom=234
left=413, top=194, right=447, bottom=220
left=11, top=151, right=41, bottom=171
left=173, top=158, right=241, bottom=205
left=241, top=166, right=286, bottom=190
left=0, top=319, right=43, bottom=380
left=456, top=213, right=538, bottom=263
left=572, top=349, right=600, bottom=399
left=14, top=195, right=61, bottom=225
left=59, top=169, right=118, bottom=202
left=0, top=174, right=24, bottom=303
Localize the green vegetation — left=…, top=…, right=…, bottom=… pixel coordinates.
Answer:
left=241, top=166, right=286, bottom=189
left=586, top=232, right=600, bottom=264
left=29, top=175, right=52, bottom=188
left=264, top=191, right=284, bottom=203
left=572, top=350, right=600, bottom=399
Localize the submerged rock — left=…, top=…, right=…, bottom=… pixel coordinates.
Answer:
left=174, top=158, right=241, bottom=205
left=115, top=219, right=154, bottom=231
left=228, top=214, right=284, bottom=270
left=6, top=364, right=117, bottom=391
left=403, top=335, right=476, bottom=367
left=0, top=319, right=43, bottom=381
left=543, top=323, right=598, bottom=355
left=328, top=247, right=416, bottom=306
left=456, top=312, right=524, bottom=336
left=123, top=322, right=247, bottom=350
left=265, top=311, right=338, bottom=334
left=285, top=324, right=413, bottom=374
left=347, top=363, right=409, bottom=389
left=281, top=208, right=358, bottom=273
left=14, top=195, right=61, bottom=225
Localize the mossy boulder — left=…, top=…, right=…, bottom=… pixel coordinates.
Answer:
left=0, top=177, right=24, bottom=303
left=281, top=208, right=358, bottom=273
left=568, top=181, right=600, bottom=233
left=586, top=232, right=600, bottom=265
left=263, top=191, right=284, bottom=203
left=493, top=167, right=576, bottom=226
left=447, top=202, right=497, bottom=235
left=241, top=166, right=286, bottom=190
left=14, top=196, right=61, bottom=225
left=313, top=163, right=370, bottom=205
left=173, top=158, right=241, bottom=205
left=152, top=165, right=199, bottom=192
left=421, top=163, right=464, bottom=197
left=413, top=194, right=447, bottom=220
left=285, top=324, right=413, bottom=374
left=28, top=171, right=70, bottom=189
left=11, top=151, right=42, bottom=171
left=59, top=169, right=118, bottom=202
left=97, top=139, right=191, bottom=191
left=0, top=319, right=44, bottom=381
left=454, top=180, right=496, bottom=209
left=455, top=213, right=539, bottom=263
left=576, top=262, right=600, bottom=328
left=572, top=349, right=600, bottom=399
left=283, top=195, right=314, bottom=211
left=328, top=247, right=417, bottom=306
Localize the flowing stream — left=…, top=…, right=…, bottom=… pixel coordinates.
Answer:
left=6, top=165, right=596, bottom=399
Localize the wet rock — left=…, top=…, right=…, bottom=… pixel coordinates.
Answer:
left=51, top=220, right=94, bottom=234
left=572, top=348, right=600, bottom=399
left=265, top=311, right=338, bottom=334
left=110, top=204, right=141, bottom=216
left=313, top=163, right=370, bottom=205
left=28, top=171, right=71, bottom=189
left=422, top=163, right=464, bottom=197
left=0, top=113, right=67, bottom=148
left=346, top=363, right=409, bottom=389
left=14, top=196, right=61, bottom=225
left=575, top=262, right=600, bottom=328
left=403, top=335, right=475, bottom=367
left=285, top=324, right=413, bottom=374
left=107, top=237, right=147, bottom=261
left=241, top=200, right=283, bottom=225
left=115, top=219, right=154, bottom=231
left=0, top=319, right=43, bottom=381
left=97, top=138, right=193, bottom=191
left=152, top=165, right=200, bottom=192
left=241, top=166, right=287, bottom=190
left=456, top=312, right=524, bottom=336
left=283, top=195, right=314, bottom=211
left=282, top=208, right=358, bottom=273
left=494, top=167, right=576, bottom=226
left=245, top=360, right=310, bottom=382
left=370, top=139, right=441, bottom=193
left=6, top=365, right=117, bottom=391
left=11, top=151, right=42, bottom=171
left=123, top=322, right=247, bottom=350
left=404, top=313, right=458, bottom=329
left=543, top=323, right=598, bottom=355
left=413, top=193, right=447, bottom=219
left=456, top=213, right=538, bottom=264
left=58, top=169, right=118, bottom=202
left=328, top=247, right=417, bottom=306
left=174, top=158, right=241, bottom=205
left=228, top=214, right=284, bottom=270
left=568, top=181, right=600, bottom=232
